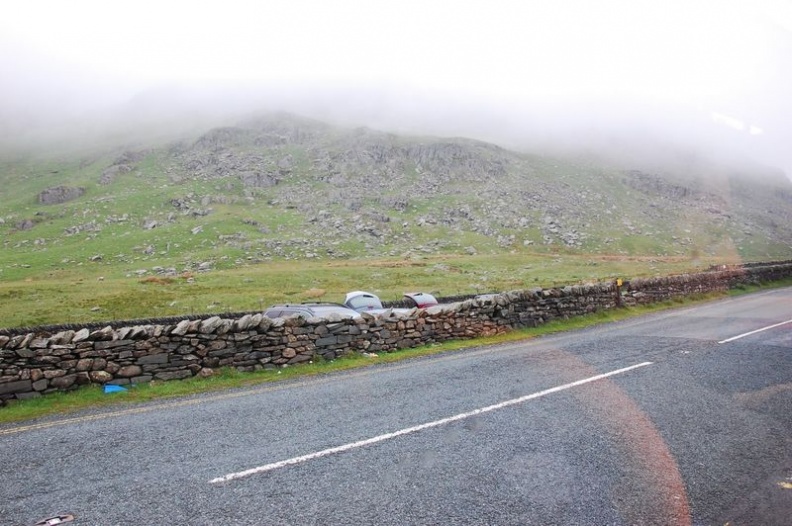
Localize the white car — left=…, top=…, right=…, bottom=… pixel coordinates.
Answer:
left=344, top=291, right=436, bottom=314
left=343, top=291, right=391, bottom=313
left=403, top=292, right=438, bottom=308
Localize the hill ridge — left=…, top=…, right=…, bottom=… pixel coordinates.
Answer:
left=2, top=112, right=792, bottom=284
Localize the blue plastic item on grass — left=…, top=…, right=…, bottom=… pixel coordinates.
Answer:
left=103, top=384, right=128, bottom=394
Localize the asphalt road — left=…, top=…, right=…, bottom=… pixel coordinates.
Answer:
left=2, top=288, right=791, bottom=525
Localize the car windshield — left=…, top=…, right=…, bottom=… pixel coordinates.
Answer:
left=346, top=294, right=384, bottom=311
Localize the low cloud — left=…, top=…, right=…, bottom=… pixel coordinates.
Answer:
left=1, top=0, right=790, bottom=177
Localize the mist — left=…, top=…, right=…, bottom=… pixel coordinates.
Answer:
left=2, top=0, right=791, bottom=179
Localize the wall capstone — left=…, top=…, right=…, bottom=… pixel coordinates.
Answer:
left=1, top=262, right=791, bottom=404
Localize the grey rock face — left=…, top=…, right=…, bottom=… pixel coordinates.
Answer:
left=38, top=186, right=86, bottom=205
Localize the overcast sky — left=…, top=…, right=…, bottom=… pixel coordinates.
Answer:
left=2, top=0, right=791, bottom=174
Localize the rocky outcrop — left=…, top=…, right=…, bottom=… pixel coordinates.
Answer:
left=7, top=113, right=792, bottom=267
left=99, top=150, right=149, bottom=184
left=37, top=186, right=85, bottom=205
left=623, top=170, right=728, bottom=213
left=99, top=164, right=133, bottom=185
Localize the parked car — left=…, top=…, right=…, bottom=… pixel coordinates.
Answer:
left=344, top=291, right=436, bottom=314
left=264, top=303, right=360, bottom=320
left=343, top=291, right=388, bottom=313
left=403, top=292, right=438, bottom=308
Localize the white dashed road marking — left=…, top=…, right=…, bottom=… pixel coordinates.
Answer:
left=209, top=361, right=653, bottom=484
left=718, top=319, right=792, bottom=344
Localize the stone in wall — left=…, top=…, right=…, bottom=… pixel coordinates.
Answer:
left=1, top=262, right=791, bottom=403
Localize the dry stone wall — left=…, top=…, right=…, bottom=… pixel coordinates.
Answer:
left=2, top=262, right=791, bottom=403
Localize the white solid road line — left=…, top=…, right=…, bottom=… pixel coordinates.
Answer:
left=718, top=319, right=792, bottom=344
left=209, top=361, right=654, bottom=484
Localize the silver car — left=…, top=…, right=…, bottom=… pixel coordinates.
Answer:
left=343, top=291, right=389, bottom=313
left=344, top=291, right=435, bottom=314
left=264, top=303, right=361, bottom=320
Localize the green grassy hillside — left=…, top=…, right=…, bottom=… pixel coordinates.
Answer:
left=1, top=112, right=791, bottom=327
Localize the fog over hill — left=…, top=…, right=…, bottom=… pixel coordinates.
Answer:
left=1, top=81, right=789, bottom=184
left=2, top=1, right=791, bottom=179
left=2, top=0, right=792, bottom=272
left=2, top=110, right=791, bottom=278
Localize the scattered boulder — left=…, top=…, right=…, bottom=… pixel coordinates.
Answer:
left=15, top=219, right=36, bottom=231
left=38, top=186, right=85, bottom=205
left=99, top=164, right=133, bottom=185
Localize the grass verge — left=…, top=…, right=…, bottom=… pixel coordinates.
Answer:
left=728, top=277, right=792, bottom=296
left=0, top=292, right=726, bottom=425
